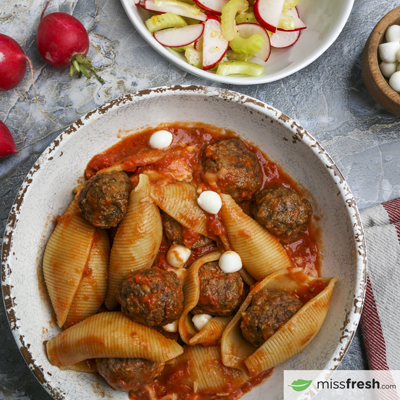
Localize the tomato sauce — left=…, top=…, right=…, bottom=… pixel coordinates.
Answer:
left=86, top=123, right=321, bottom=276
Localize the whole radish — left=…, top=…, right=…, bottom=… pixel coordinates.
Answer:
left=0, top=34, right=29, bottom=91
left=37, top=11, right=104, bottom=83
left=0, top=121, right=18, bottom=158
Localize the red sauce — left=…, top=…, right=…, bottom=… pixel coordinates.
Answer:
left=182, top=226, right=201, bottom=249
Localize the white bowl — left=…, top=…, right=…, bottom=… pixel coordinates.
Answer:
left=1, top=85, right=366, bottom=400
left=120, top=0, right=354, bottom=84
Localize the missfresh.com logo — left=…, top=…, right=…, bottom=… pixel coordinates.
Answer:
left=284, top=370, right=400, bottom=399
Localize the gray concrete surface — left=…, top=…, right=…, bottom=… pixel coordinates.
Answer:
left=2, top=0, right=396, bottom=398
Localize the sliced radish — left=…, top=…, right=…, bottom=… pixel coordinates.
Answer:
left=154, top=24, right=204, bottom=47
left=270, top=28, right=300, bottom=48
left=236, top=23, right=271, bottom=62
left=202, top=17, right=228, bottom=70
left=192, top=0, right=229, bottom=15
left=134, top=0, right=140, bottom=5
left=277, top=7, right=306, bottom=32
left=253, top=0, right=285, bottom=33
left=144, top=0, right=207, bottom=21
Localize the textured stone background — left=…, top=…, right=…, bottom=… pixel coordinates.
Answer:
left=2, top=0, right=400, bottom=398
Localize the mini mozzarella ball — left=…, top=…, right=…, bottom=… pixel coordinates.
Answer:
left=397, top=64, right=400, bottom=71
left=389, top=71, right=400, bottom=92
left=380, top=61, right=398, bottom=78
left=386, top=25, right=400, bottom=42
left=192, top=314, right=213, bottom=331
left=166, top=244, right=191, bottom=268
left=219, top=251, right=242, bottom=274
left=379, top=42, right=400, bottom=63
left=163, top=320, right=178, bottom=333
left=197, top=191, right=222, bottom=214
left=149, top=130, right=173, bottom=149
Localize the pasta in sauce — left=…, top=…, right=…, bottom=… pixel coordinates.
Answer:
left=43, top=123, right=336, bottom=400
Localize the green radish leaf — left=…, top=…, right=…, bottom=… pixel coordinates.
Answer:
left=288, top=379, right=313, bottom=392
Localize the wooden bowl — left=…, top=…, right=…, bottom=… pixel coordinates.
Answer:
left=362, top=7, right=400, bottom=115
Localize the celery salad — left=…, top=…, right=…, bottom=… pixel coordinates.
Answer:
left=137, top=0, right=306, bottom=76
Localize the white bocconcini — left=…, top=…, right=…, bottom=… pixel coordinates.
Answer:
left=197, top=190, right=222, bottom=214
left=219, top=250, right=242, bottom=273
left=192, top=314, right=213, bottom=331
left=167, top=244, right=191, bottom=268
left=149, top=130, right=173, bottom=149
left=379, top=42, right=400, bottom=63
left=380, top=61, right=398, bottom=78
left=389, top=71, right=400, bottom=92
left=163, top=320, right=178, bottom=333
left=386, top=25, right=400, bottom=43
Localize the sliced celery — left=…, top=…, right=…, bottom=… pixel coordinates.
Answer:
left=221, top=0, right=249, bottom=41
left=229, top=33, right=264, bottom=54
left=145, top=13, right=187, bottom=33
left=226, top=49, right=253, bottom=61
left=277, top=13, right=296, bottom=30
left=154, top=0, right=205, bottom=19
left=170, top=43, right=194, bottom=52
left=282, top=0, right=300, bottom=11
left=235, top=11, right=257, bottom=24
left=179, top=0, right=196, bottom=4
left=185, top=47, right=202, bottom=68
left=216, top=61, right=264, bottom=76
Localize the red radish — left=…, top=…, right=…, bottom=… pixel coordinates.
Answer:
left=0, top=34, right=28, bottom=91
left=202, top=17, right=228, bottom=70
left=0, top=34, right=61, bottom=128
left=270, top=28, right=300, bottom=48
left=154, top=24, right=205, bottom=47
left=277, top=7, right=306, bottom=32
left=37, top=12, right=104, bottom=83
left=0, top=121, right=18, bottom=158
left=144, top=0, right=207, bottom=21
left=236, top=23, right=271, bottom=62
left=254, top=0, right=285, bottom=33
left=192, top=0, right=229, bottom=16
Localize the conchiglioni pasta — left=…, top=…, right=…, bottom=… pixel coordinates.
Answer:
left=105, top=174, right=162, bottom=310
left=43, top=196, right=105, bottom=328
left=221, top=268, right=337, bottom=375
left=47, top=312, right=183, bottom=366
left=220, top=193, right=293, bottom=281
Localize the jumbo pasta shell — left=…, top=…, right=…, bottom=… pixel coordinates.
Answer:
left=105, top=174, right=162, bottom=310
left=43, top=196, right=96, bottom=328
left=47, top=312, right=183, bottom=366
left=220, top=193, right=292, bottom=281
left=189, top=316, right=231, bottom=346
left=64, top=228, right=110, bottom=328
left=178, top=251, right=221, bottom=345
left=222, top=268, right=337, bottom=375
left=151, top=183, right=215, bottom=239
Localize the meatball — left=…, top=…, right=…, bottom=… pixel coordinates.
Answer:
left=252, top=186, right=312, bottom=243
left=116, top=267, right=184, bottom=326
left=203, top=138, right=262, bottom=203
left=78, top=171, right=132, bottom=229
left=240, top=288, right=302, bottom=347
left=191, top=261, right=244, bottom=317
left=162, top=213, right=212, bottom=249
left=96, top=358, right=164, bottom=391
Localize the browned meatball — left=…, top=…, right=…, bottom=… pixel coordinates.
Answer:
left=116, top=267, right=183, bottom=327
left=96, top=358, right=164, bottom=391
left=191, top=261, right=244, bottom=317
left=203, top=139, right=262, bottom=203
left=162, top=213, right=212, bottom=249
left=240, top=288, right=302, bottom=347
left=252, top=186, right=312, bottom=243
left=78, top=171, right=132, bottom=229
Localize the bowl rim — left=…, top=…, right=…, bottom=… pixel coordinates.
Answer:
left=1, top=85, right=367, bottom=399
left=364, top=6, right=400, bottom=104
left=119, top=0, right=355, bottom=85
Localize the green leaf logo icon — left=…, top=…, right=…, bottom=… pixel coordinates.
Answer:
left=288, top=379, right=313, bottom=392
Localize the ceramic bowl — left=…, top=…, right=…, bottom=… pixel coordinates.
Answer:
left=1, top=85, right=366, bottom=400
left=362, top=6, right=400, bottom=116
left=120, top=0, right=354, bottom=85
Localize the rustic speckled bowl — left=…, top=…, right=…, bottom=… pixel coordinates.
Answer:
left=1, top=86, right=366, bottom=400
